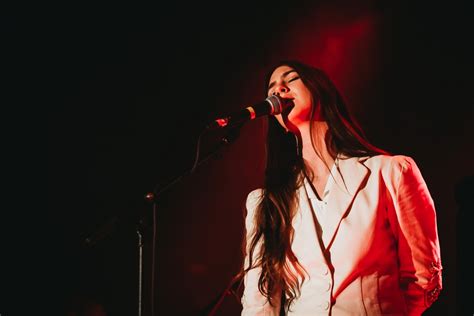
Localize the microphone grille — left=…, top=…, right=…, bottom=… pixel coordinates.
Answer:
left=265, top=95, right=284, bottom=115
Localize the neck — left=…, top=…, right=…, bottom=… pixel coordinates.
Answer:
left=295, top=121, right=335, bottom=174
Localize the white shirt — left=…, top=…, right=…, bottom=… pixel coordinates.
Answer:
left=303, top=162, right=337, bottom=249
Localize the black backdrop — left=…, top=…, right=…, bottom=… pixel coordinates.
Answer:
left=4, top=1, right=473, bottom=315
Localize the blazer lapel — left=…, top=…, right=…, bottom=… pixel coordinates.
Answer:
left=322, top=156, right=370, bottom=249
left=296, top=182, right=328, bottom=260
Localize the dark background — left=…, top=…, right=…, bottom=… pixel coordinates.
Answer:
left=4, top=0, right=474, bottom=315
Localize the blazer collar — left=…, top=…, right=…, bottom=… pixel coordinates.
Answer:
left=300, top=156, right=370, bottom=250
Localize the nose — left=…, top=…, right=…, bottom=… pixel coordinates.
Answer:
left=272, top=85, right=288, bottom=96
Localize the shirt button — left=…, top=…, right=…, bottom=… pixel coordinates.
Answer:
left=319, top=301, right=330, bottom=310
left=325, top=282, right=332, bottom=291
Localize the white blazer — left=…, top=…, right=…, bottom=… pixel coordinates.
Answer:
left=241, top=155, right=442, bottom=316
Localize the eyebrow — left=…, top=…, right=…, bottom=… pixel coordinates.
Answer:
left=267, top=70, right=297, bottom=91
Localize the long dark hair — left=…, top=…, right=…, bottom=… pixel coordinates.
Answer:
left=242, top=60, right=388, bottom=311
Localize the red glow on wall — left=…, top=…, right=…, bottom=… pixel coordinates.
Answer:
left=269, top=5, right=383, bottom=113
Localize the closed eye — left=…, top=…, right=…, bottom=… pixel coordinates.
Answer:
left=287, top=76, right=300, bottom=83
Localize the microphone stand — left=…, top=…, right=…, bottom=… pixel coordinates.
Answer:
left=81, top=124, right=243, bottom=316
left=140, top=125, right=243, bottom=316
left=144, top=123, right=242, bottom=203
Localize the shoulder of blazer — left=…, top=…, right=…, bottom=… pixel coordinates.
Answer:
left=246, top=188, right=263, bottom=212
left=360, top=154, right=415, bottom=171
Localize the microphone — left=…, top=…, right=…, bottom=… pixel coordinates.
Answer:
left=206, top=95, right=289, bottom=130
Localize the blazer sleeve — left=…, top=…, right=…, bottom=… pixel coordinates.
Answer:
left=386, top=156, right=442, bottom=316
left=241, top=189, right=281, bottom=316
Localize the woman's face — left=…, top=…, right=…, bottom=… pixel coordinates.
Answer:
left=267, top=65, right=313, bottom=130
